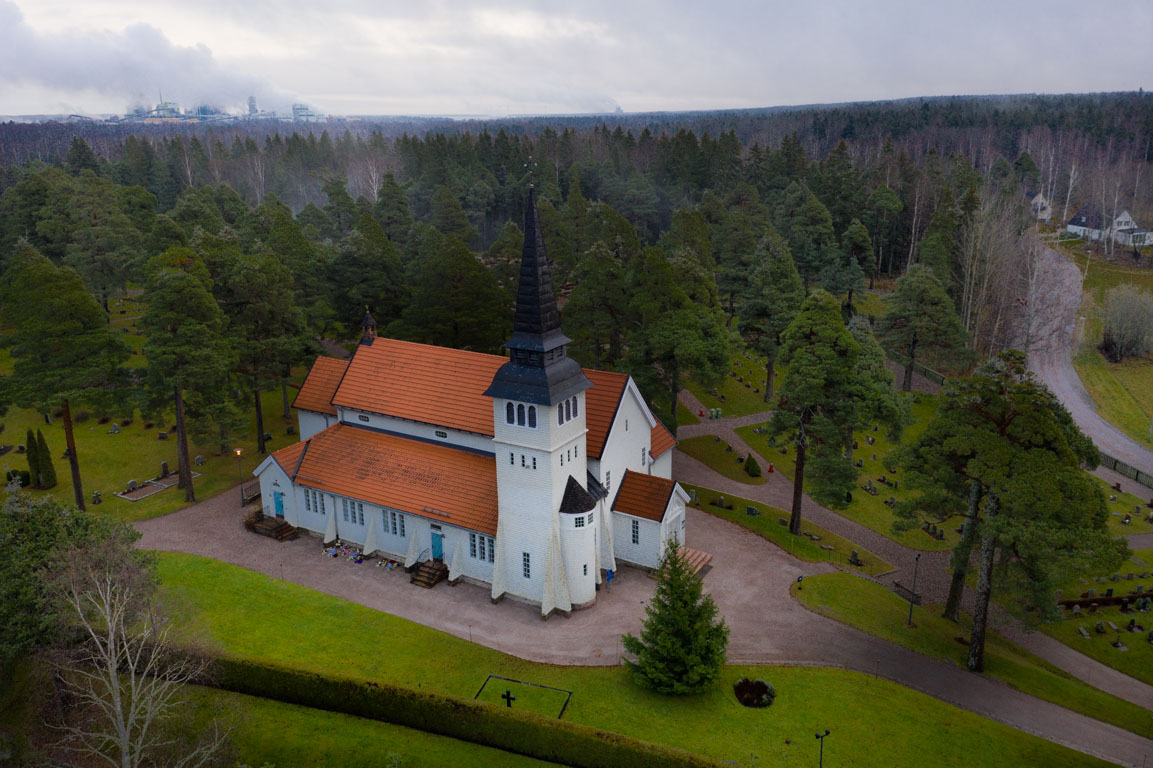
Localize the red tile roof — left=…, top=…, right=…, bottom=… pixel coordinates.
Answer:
left=612, top=470, right=676, bottom=522
left=650, top=422, right=677, bottom=459
left=272, top=424, right=498, bottom=535
left=293, top=357, right=348, bottom=415
left=583, top=369, right=628, bottom=459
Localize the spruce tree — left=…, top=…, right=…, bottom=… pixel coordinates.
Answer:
left=25, top=428, right=41, bottom=488
left=621, top=543, right=729, bottom=695
left=35, top=430, right=56, bottom=489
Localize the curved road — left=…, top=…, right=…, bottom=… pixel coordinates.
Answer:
left=1029, top=246, right=1153, bottom=476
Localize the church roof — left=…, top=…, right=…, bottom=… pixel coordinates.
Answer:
left=583, top=369, right=629, bottom=459
left=271, top=423, right=498, bottom=535
left=650, top=422, right=677, bottom=459
left=507, top=187, right=569, bottom=354
left=559, top=475, right=597, bottom=515
left=611, top=470, right=677, bottom=523
left=292, top=357, right=348, bottom=416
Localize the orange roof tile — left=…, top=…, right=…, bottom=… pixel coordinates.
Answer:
left=293, top=357, right=348, bottom=415
left=583, top=369, right=628, bottom=459
left=271, top=440, right=308, bottom=475
left=612, top=469, right=675, bottom=522
left=650, top=422, right=677, bottom=459
left=276, top=424, right=498, bottom=535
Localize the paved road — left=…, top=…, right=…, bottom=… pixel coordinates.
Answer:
left=139, top=486, right=1153, bottom=766
left=1028, top=246, right=1153, bottom=476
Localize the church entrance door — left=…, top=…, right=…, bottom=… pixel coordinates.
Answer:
left=273, top=492, right=284, bottom=518
left=431, top=531, right=444, bottom=561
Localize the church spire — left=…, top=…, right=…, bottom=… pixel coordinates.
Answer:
left=484, top=187, right=592, bottom=405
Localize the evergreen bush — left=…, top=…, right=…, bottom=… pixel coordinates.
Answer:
left=35, top=430, right=57, bottom=489
left=745, top=455, right=761, bottom=477
left=621, top=541, right=729, bottom=695
left=24, top=429, right=41, bottom=488
left=5, top=469, right=31, bottom=487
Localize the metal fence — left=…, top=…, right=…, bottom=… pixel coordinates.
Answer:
left=1099, top=453, right=1153, bottom=491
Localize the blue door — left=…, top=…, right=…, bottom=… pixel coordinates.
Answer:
left=273, top=492, right=284, bottom=518
left=431, top=531, right=444, bottom=560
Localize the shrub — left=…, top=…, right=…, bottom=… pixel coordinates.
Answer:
left=745, top=455, right=761, bottom=478
left=1101, top=284, right=1153, bottom=362
left=733, top=677, right=775, bottom=708
left=73, top=410, right=90, bottom=423
left=35, top=430, right=57, bottom=489
left=5, top=469, right=30, bottom=487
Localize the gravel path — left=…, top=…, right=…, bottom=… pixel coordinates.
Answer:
left=137, top=485, right=1153, bottom=767
left=1028, top=246, right=1153, bottom=476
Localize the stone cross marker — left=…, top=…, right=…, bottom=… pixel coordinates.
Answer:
left=502, top=689, right=516, bottom=708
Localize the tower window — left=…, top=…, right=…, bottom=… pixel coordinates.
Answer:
left=509, top=452, right=514, bottom=465
left=641, top=446, right=647, bottom=466
left=532, top=457, right=537, bottom=469
left=571, top=396, right=578, bottom=418
left=558, top=404, right=564, bottom=426
left=565, top=399, right=572, bottom=422
left=522, top=552, right=531, bottom=579
left=574, top=516, right=585, bottom=528
left=521, top=454, right=526, bottom=468
left=506, top=402, right=514, bottom=424
left=632, top=519, right=640, bottom=545
left=517, top=404, right=526, bottom=426
left=583, top=564, right=588, bottom=576
left=605, top=471, right=610, bottom=491
left=358, top=414, right=370, bottom=423
left=528, top=406, right=536, bottom=428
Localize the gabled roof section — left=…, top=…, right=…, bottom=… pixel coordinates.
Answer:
left=1069, top=204, right=1103, bottom=229
left=273, top=423, right=498, bottom=535
left=332, top=338, right=506, bottom=435
left=293, top=357, right=348, bottom=416
left=268, top=440, right=308, bottom=476
left=650, top=422, right=677, bottom=459
left=612, top=469, right=676, bottom=523
left=584, top=369, right=628, bottom=459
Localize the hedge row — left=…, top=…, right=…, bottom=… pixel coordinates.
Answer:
left=202, top=655, right=725, bottom=768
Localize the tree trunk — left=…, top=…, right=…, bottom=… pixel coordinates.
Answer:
left=764, top=354, right=776, bottom=403
left=902, top=334, right=917, bottom=392
left=967, top=495, right=998, bottom=672
left=174, top=385, right=195, bottom=503
left=281, top=376, right=291, bottom=419
left=943, top=479, right=982, bottom=622
left=789, top=418, right=808, bottom=536
left=254, top=382, right=266, bottom=454
left=667, top=364, right=680, bottom=431
left=60, top=399, right=86, bottom=511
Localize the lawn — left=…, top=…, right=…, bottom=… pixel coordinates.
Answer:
left=854, top=290, right=891, bottom=318
left=1099, top=477, right=1153, bottom=535
left=1063, top=250, right=1153, bottom=447
left=736, top=393, right=956, bottom=551
left=680, top=482, right=894, bottom=576
left=685, top=353, right=778, bottom=418
left=792, top=572, right=1153, bottom=738
left=152, top=553, right=1111, bottom=768
left=678, top=435, right=766, bottom=485
left=676, top=401, right=700, bottom=426
left=1042, top=548, right=1153, bottom=687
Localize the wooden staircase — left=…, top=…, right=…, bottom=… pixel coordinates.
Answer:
left=410, top=560, right=449, bottom=589
left=679, top=547, right=713, bottom=576
left=252, top=516, right=300, bottom=542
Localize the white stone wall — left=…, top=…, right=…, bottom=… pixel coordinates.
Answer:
left=597, top=387, right=653, bottom=493
left=560, top=509, right=597, bottom=605
left=298, top=410, right=335, bottom=441
left=336, top=407, right=495, bottom=454
left=650, top=450, right=673, bottom=479
left=613, top=512, right=662, bottom=569
left=257, top=460, right=299, bottom=524
left=661, top=495, right=687, bottom=556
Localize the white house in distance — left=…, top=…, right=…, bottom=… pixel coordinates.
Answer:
left=1066, top=205, right=1151, bottom=246
left=253, top=190, right=690, bottom=617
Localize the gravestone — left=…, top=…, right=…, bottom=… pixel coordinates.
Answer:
left=745, top=505, right=759, bottom=517
left=91, top=490, right=102, bottom=505
left=1072, top=604, right=1082, bottom=615
left=109, top=424, right=120, bottom=434
left=126, top=480, right=138, bottom=492
left=160, top=461, right=169, bottom=478
left=157, top=431, right=168, bottom=440
left=194, top=455, right=206, bottom=466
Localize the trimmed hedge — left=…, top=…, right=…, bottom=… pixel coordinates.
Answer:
left=203, top=655, right=725, bottom=768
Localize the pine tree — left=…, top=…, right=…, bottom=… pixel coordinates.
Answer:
left=35, top=430, right=56, bottom=489
left=737, top=233, right=804, bottom=402
left=25, top=428, right=41, bottom=488
left=877, top=265, right=970, bottom=391
left=621, top=543, right=729, bottom=695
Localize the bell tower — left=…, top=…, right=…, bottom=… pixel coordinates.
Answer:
left=485, top=188, right=596, bottom=614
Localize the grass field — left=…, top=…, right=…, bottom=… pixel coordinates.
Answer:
left=685, top=353, right=778, bottom=418
left=677, top=435, right=766, bottom=485
left=792, top=572, right=1153, bottom=738
left=676, top=401, right=700, bottom=425
left=680, top=482, right=894, bottom=576
left=735, top=394, right=956, bottom=551
left=150, top=553, right=1112, bottom=768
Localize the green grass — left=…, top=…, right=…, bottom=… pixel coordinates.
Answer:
left=680, top=482, right=894, bottom=576
left=854, top=290, right=891, bottom=318
left=0, top=387, right=301, bottom=524
left=792, top=572, right=1153, bottom=738
left=736, top=394, right=956, bottom=551
left=676, top=401, right=700, bottom=426
left=152, top=553, right=1111, bottom=768
left=685, top=354, right=777, bottom=418
left=186, top=686, right=557, bottom=767
left=1099, top=478, right=1153, bottom=535
left=474, top=677, right=571, bottom=719
left=677, top=435, right=766, bottom=485
left=1063, top=250, right=1153, bottom=447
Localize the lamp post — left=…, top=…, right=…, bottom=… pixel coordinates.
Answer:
left=815, top=729, right=830, bottom=767
left=235, top=448, right=243, bottom=505
left=906, top=552, right=921, bottom=627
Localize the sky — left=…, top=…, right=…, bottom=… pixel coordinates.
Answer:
left=2, top=0, right=1152, bottom=117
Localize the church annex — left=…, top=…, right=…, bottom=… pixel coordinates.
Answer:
left=253, top=191, right=687, bottom=616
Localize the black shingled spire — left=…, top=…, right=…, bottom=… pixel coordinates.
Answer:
left=484, top=188, right=592, bottom=405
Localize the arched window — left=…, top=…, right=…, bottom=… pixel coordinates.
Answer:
left=565, top=399, right=572, bottom=422
left=571, top=396, right=578, bottom=418
left=527, top=406, right=537, bottom=428
left=517, top=404, right=526, bottom=426
left=506, top=402, right=515, bottom=424
left=558, top=404, right=564, bottom=425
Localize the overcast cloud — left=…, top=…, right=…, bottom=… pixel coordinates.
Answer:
left=2, top=0, right=1151, bottom=117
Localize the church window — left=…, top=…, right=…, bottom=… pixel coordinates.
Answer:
left=435, top=430, right=448, bottom=439
left=605, top=471, right=611, bottom=491
left=587, top=512, right=594, bottom=525
left=574, top=516, right=585, bottom=528
left=558, top=404, right=564, bottom=426
left=357, top=504, right=364, bottom=525
left=358, top=414, right=370, bottom=423
left=575, top=445, right=579, bottom=457
left=522, top=552, right=531, bottom=579
left=560, top=453, right=564, bottom=466
left=572, top=396, right=578, bottom=418
left=317, top=493, right=325, bottom=515
left=532, top=457, right=537, bottom=469
left=399, top=513, right=405, bottom=537
left=521, top=454, right=526, bottom=468
left=469, top=533, right=477, bottom=558
left=583, top=564, right=588, bottom=576
left=506, top=402, right=515, bottom=424
left=342, top=499, right=349, bottom=522
left=510, top=452, right=514, bottom=465
left=528, top=406, right=537, bottom=428
left=565, top=400, right=571, bottom=422
left=641, top=446, right=647, bottom=466
left=625, top=419, right=629, bottom=431
left=305, top=491, right=311, bottom=512
left=488, top=539, right=494, bottom=563
left=632, top=519, right=640, bottom=545
left=471, top=535, right=494, bottom=561
left=517, top=404, right=526, bottom=426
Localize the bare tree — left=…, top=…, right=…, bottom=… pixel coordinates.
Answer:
left=48, top=535, right=227, bottom=768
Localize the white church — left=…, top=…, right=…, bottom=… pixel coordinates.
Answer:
left=253, top=191, right=691, bottom=617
